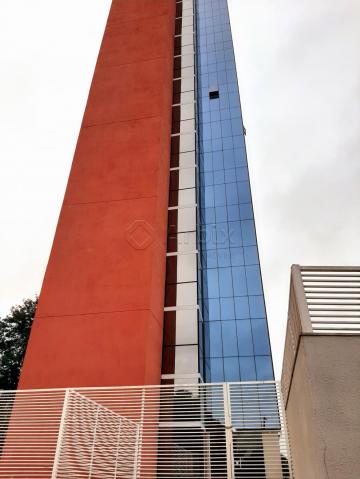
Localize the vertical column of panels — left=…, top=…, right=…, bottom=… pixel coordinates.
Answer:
left=162, top=0, right=200, bottom=384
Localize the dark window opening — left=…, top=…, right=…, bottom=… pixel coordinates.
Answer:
left=209, top=89, right=219, bottom=100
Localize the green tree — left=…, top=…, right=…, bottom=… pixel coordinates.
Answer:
left=0, top=297, right=37, bottom=390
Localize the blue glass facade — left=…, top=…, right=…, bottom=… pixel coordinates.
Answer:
left=196, top=0, right=274, bottom=382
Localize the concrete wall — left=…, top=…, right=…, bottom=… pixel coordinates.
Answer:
left=285, top=335, right=360, bottom=479
left=19, top=0, right=175, bottom=388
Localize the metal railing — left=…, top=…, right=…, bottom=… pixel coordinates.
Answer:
left=281, top=265, right=360, bottom=404
left=301, top=266, right=360, bottom=333
left=0, top=382, right=293, bottom=478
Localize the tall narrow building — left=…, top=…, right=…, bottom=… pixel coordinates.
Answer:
left=19, top=0, right=273, bottom=389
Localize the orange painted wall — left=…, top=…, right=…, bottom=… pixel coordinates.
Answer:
left=19, top=0, right=175, bottom=389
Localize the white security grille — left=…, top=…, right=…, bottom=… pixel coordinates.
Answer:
left=52, top=390, right=140, bottom=478
left=0, top=382, right=293, bottom=478
left=300, top=266, right=360, bottom=333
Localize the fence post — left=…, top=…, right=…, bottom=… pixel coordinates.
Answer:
left=133, top=422, right=141, bottom=479
left=51, top=388, right=71, bottom=479
left=113, top=418, right=122, bottom=479
left=88, top=405, right=100, bottom=478
left=133, top=388, right=145, bottom=478
left=223, top=383, right=234, bottom=479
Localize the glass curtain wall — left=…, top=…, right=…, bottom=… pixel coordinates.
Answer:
left=195, top=0, right=274, bottom=382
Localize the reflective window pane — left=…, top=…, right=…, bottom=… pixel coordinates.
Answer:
left=239, top=357, right=256, bottom=381
left=210, top=358, right=224, bottom=382
left=252, top=318, right=271, bottom=355
left=236, top=320, right=254, bottom=356
left=220, top=297, right=235, bottom=320
left=245, top=265, right=263, bottom=295
left=255, top=356, right=273, bottom=381
left=222, top=321, right=238, bottom=356
left=224, top=357, right=240, bottom=381
left=234, top=297, right=250, bottom=319
left=219, top=267, right=233, bottom=298
left=209, top=321, right=222, bottom=357
left=249, top=295, right=266, bottom=318
left=232, top=267, right=247, bottom=296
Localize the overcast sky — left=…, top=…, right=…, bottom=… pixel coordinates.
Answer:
left=0, top=0, right=359, bottom=377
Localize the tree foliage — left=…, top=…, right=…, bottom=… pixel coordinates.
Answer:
left=0, top=297, right=37, bottom=390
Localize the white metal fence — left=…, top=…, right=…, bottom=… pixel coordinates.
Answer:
left=0, top=382, right=293, bottom=478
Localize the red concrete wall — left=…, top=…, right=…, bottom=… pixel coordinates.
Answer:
left=19, top=0, right=175, bottom=389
